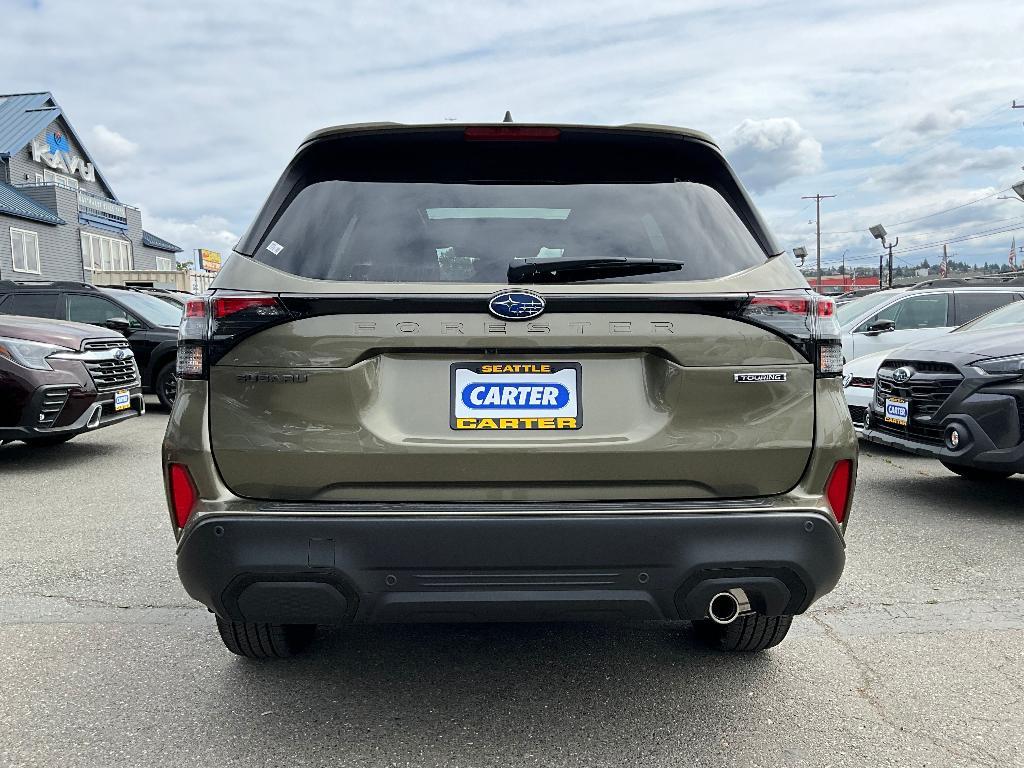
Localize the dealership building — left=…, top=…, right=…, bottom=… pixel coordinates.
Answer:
left=0, top=92, right=182, bottom=284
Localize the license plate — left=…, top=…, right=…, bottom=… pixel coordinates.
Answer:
left=883, top=397, right=909, bottom=426
left=114, top=389, right=131, bottom=412
left=451, top=362, right=581, bottom=430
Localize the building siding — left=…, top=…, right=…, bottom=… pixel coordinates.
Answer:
left=6, top=115, right=114, bottom=199
left=0, top=104, right=180, bottom=285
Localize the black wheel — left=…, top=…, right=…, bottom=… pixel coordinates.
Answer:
left=21, top=434, right=75, bottom=447
left=155, top=361, right=178, bottom=410
left=940, top=461, right=1014, bottom=482
left=215, top=616, right=316, bottom=659
left=694, top=613, right=793, bottom=652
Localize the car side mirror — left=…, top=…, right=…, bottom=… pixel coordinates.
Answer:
left=865, top=319, right=895, bottom=335
left=104, top=317, right=131, bottom=335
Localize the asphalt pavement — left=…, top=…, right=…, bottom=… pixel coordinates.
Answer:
left=1, top=405, right=1021, bottom=767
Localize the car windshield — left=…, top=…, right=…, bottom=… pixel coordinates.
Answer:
left=106, top=290, right=184, bottom=327
left=837, top=291, right=898, bottom=327
left=955, top=298, right=1024, bottom=332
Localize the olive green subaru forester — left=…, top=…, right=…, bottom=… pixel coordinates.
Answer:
left=163, top=122, right=857, bottom=658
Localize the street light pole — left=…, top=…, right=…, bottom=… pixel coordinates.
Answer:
left=802, top=193, right=835, bottom=293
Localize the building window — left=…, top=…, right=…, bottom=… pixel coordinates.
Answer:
left=10, top=228, right=41, bottom=274
left=155, top=256, right=174, bottom=271
left=81, top=231, right=132, bottom=272
left=43, top=169, right=79, bottom=191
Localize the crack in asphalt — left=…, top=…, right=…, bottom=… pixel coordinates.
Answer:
left=811, top=612, right=1007, bottom=767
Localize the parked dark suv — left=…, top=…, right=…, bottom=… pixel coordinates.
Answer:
left=0, top=314, right=143, bottom=446
left=164, top=122, right=857, bottom=658
left=862, top=300, right=1024, bottom=480
left=0, top=281, right=182, bottom=409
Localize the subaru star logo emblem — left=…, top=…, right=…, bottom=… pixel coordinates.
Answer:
left=892, top=366, right=913, bottom=384
left=488, top=290, right=546, bottom=321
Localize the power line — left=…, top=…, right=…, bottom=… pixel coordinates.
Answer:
left=819, top=220, right=1024, bottom=265
left=819, top=188, right=1010, bottom=235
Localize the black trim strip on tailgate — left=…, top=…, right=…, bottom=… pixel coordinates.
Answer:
left=277, top=294, right=749, bottom=317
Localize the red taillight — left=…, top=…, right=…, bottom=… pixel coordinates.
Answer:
left=741, top=292, right=843, bottom=376
left=212, top=295, right=281, bottom=319
left=825, top=459, right=853, bottom=524
left=747, top=295, right=811, bottom=315
left=168, top=463, right=198, bottom=528
left=184, top=298, right=207, bottom=318
left=464, top=126, right=561, bottom=141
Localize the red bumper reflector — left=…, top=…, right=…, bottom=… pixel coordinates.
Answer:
left=169, top=463, right=198, bottom=528
left=825, top=460, right=853, bottom=523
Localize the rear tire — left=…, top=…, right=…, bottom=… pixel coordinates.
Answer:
left=940, top=461, right=1014, bottom=482
left=155, top=361, right=177, bottom=410
left=215, top=616, right=316, bottom=659
left=21, top=434, right=75, bottom=447
left=694, top=613, right=793, bottom=652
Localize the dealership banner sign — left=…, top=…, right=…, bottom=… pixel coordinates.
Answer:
left=31, top=131, right=95, bottom=181
left=199, top=249, right=222, bottom=273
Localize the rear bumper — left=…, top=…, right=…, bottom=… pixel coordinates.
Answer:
left=176, top=510, right=846, bottom=625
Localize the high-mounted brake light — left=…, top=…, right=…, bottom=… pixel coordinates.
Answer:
left=740, top=292, right=843, bottom=377
left=464, top=126, right=561, bottom=141
left=825, top=459, right=854, bottom=524
left=168, top=463, right=198, bottom=529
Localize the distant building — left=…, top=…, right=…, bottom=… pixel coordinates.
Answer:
left=803, top=274, right=880, bottom=295
left=0, top=92, right=181, bottom=283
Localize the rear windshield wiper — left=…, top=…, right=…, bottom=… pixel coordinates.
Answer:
left=507, top=257, right=684, bottom=284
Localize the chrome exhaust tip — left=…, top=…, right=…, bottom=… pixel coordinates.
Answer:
left=708, top=588, right=752, bottom=625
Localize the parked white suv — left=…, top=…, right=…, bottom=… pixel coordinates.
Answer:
left=837, top=280, right=1024, bottom=363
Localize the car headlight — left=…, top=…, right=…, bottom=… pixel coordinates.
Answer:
left=842, top=374, right=853, bottom=388
left=973, top=354, right=1024, bottom=376
left=0, top=336, right=73, bottom=371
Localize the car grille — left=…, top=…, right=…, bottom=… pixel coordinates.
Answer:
left=848, top=405, right=866, bottom=427
left=85, top=355, right=140, bottom=392
left=875, top=367, right=963, bottom=418
left=871, top=419, right=946, bottom=446
left=881, top=359, right=960, bottom=375
left=83, top=338, right=130, bottom=351
left=37, top=387, right=71, bottom=427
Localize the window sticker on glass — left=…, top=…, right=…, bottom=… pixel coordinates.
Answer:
left=266, top=241, right=284, bottom=255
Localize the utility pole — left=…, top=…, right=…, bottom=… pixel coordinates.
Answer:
left=802, top=193, right=835, bottom=293
left=886, top=237, right=899, bottom=288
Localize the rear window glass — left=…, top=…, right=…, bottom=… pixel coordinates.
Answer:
left=254, top=181, right=767, bottom=283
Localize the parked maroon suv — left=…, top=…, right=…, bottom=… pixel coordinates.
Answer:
left=0, top=315, right=144, bottom=446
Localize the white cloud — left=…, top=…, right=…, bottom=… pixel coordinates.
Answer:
left=0, top=0, right=1020, bottom=266
left=873, top=108, right=970, bottom=154
left=724, top=118, right=823, bottom=193
left=89, top=125, right=139, bottom=163
left=142, top=214, right=239, bottom=265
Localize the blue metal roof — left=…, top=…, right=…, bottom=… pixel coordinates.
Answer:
left=0, top=92, right=59, bottom=157
left=142, top=230, right=182, bottom=253
left=0, top=182, right=64, bottom=225
left=0, top=92, right=117, bottom=198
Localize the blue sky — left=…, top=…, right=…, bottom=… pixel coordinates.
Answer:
left=3, top=0, right=1023, bottom=269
